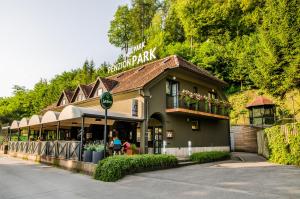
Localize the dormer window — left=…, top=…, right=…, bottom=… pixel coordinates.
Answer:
left=97, top=88, right=103, bottom=96
left=76, top=93, right=85, bottom=101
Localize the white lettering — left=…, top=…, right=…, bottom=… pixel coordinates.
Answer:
left=144, top=51, right=149, bottom=62
left=137, top=53, right=143, bottom=64
left=149, top=47, right=157, bottom=60
left=109, top=45, right=157, bottom=73
left=132, top=55, right=137, bottom=65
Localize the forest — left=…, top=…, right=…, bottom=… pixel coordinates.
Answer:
left=0, top=0, right=299, bottom=125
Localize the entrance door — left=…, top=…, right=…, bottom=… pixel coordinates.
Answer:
left=153, top=127, right=163, bottom=154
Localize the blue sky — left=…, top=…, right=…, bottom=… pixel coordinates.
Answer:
left=0, top=0, right=130, bottom=97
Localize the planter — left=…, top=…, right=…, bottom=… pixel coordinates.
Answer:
left=194, top=102, right=199, bottom=111
left=212, top=105, right=217, bottom=114
left=92, top=151, right=104, bottom=164
left=204, top=102, right=209, bottom=112
left=83, top=150, right=93, bottom=162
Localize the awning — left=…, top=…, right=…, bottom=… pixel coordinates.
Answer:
left=58, top=105, right=143, bottom=122
left=28, top=115, right=42, bottom=126
left=10, top=120, right=20, bottom=130
left=19, top=118, right=29, bottom=128
left=41, top=111, right=60, bottom=124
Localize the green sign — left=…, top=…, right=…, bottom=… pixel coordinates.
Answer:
left=100, top=92, right=113, bottom=109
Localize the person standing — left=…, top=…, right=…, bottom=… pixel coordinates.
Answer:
left=113, top=136, right=122, bottom=155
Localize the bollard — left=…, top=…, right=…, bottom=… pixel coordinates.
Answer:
left=188, top=141, right=192, bottom=156
left=162, top=140, right=167, bottom=154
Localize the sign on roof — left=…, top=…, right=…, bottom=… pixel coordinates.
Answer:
left=108, top=42, right=157, bottom=73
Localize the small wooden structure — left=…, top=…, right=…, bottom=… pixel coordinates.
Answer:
left=246, top=96, right=276, bottom=127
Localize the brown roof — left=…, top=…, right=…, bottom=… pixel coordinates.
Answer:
left=50, top=55, right=228, bottom=109
left=80, top=84, right=94, bottom=98
left=107, top=55, right=227, bottom=94
left=64, top=90, right=74, bottom=102
left=246, top=96, right=275, bottom=108
left=101, top=78, right=118, bottom=91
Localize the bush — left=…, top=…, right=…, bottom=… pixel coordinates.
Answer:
left=94, top=154, right=178, bottom=182
left=265, top=123, right=300, bottom=166
left=190, top=151, right=231, bottom=163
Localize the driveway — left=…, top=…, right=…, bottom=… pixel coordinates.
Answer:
left=0, top=153, right=299, bottom=199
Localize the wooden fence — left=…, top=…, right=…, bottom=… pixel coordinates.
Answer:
left=7, top=141, right=80, bottom=161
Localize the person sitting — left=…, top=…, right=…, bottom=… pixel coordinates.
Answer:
left=123, top=140, right=131, bottom=154
left=113, top=136, right=122, bottom=155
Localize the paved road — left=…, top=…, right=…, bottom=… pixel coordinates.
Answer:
left=0, top=154, right=299, bottom=199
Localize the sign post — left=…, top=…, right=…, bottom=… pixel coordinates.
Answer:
left=100, top=92, right=113, bottom=158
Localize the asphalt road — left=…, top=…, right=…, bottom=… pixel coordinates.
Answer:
left=0, top=154, right=299, bottom=199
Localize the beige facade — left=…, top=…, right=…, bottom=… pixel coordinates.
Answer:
left=7, top=55, right=230, bottom=157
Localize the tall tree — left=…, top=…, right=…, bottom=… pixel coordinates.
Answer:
left=108, top=5, right=133, bottom=55
left=130, top=0, right=159, bottom=44
left=252, top=0, right=300, bottom=97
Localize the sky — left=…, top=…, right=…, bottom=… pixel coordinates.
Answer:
left=0, top=0, right=130, bottom=97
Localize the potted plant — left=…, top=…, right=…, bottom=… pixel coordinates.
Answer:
left=83, top=144, right=95, bottom=162
left=92, top=144, right=105, bottom=164
left=127, top=144, right=137, bottom=155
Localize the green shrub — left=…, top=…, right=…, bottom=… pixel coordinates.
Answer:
left=265, top=123, right=300, bottom=166
left=94, top=154, right=178, bottom=182
left=190, top=151, right=230, bottom=163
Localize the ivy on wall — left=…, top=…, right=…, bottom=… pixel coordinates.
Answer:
left=265, top=123, right=300, bottom=166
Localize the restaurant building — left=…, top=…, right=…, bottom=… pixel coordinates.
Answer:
left=4, top=55, right=230, bottom=159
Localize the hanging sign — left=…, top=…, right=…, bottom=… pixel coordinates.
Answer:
left=132, top=99, right=138, bottom=117
left=100, top=92, right=113, bottom=109
left=108, top=42, right=157, bottom=73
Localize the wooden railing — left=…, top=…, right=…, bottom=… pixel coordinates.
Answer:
left=166, top=96, right=230, bottom=117
left=7, top=141, right=81, bottom=161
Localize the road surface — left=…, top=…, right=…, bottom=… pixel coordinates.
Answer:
left=0, top=153, right=299, bottom=199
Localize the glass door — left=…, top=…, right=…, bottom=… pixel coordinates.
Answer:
left=154, top=127, right=163, bottom=154
left=171, top=82, right=179, bottom=108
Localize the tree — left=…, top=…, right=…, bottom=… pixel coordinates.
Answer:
left=252, top=0, right=300, bottom=97
left=130, top=0, right=159, bottom=44
left=108, top=5, right=134, bottom=55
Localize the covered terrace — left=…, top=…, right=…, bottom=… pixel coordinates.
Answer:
left=2, top=105, right=143, bottom=161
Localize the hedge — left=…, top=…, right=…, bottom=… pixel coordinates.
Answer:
left=265, top=123, right=300, bottom=166
left=190, top=151, right=231, bottom=163
left=94, top=154, right=178, bottom=182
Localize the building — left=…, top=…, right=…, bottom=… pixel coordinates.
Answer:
left=5, top=55, right=230, bottom=158
left=246, top=96, right=276, bottom=128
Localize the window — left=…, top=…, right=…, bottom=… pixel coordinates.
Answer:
left=77, top=93, right=85, bottom=101
left=208, top=91, right=217, bottom=99
left=193, top=86, right=198, bottom=93
left=62, top=98, right=66, bottom=105
left=191, top=120, right=199, bottom=131
left=97, top=88, right=103, bottom=96
left=166, top=81, right=171, bottom=95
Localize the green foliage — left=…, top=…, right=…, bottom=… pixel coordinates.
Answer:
left=0, top=60, right=106, bottom=123
left=108, top=5, right=133, bottom=54
left=251, top=0, right=300, bottom=97
left=265, top=123, right=300, bottom=166
left=84, top=143, right=104, bottom=152
left=109, top=0, right=299, bottom=97
left=190, top=151, right=231, bottom=163
left=94, top=154, right=178, bottom=182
